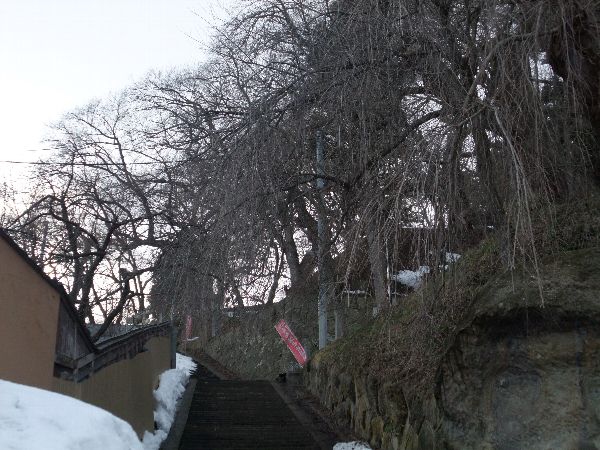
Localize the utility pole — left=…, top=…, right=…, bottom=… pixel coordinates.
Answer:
left=317, top=130, right=328, bottom=350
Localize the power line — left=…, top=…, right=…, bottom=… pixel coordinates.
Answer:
left=22, top=148, right=56, bottom=152
left=0, top=160, right=189, bottom=166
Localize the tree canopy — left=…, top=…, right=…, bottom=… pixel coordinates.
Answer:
left=6, top=0, right=599, bottom=340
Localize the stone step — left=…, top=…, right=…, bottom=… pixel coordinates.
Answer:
left=178, top=368, right=321, bottom=450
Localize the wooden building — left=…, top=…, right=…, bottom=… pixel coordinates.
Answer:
left=0, top=228, right=173, bottom=436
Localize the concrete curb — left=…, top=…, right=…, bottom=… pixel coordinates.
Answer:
left=160, top=378, right=197, bottom=450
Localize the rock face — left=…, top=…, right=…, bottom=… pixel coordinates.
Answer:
left=306, top=247, right=600, bottom=449
left=440, top=315, right=600, bottom=449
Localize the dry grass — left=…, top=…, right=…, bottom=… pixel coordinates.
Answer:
left=320, top=194, right=600, bottom=400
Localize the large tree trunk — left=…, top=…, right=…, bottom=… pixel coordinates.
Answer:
left=266, top=246, right=283, bottom=305
left=367, top=226, right=388, bottom=311
left=547, top=3, right=600, bottom=182
left=279, top=223, right=303, bottom=288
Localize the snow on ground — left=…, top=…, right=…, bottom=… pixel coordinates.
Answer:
left=391, top=265, right=430, bottom=288
left=446, top=252, right=461, bottom=263
left=392, top=253, right=462, bottom=289
left=0, top=353, right=197, bottom=450
left=142, top=353, right=197, bottom=450
left=0, top=379, right=143, bottom=450
left=176, top=352, right=197, bottom=376
left=334, top=442, right=372, bottom=450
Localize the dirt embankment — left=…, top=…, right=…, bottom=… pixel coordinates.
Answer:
left=305, top=202, right=600, bottom=449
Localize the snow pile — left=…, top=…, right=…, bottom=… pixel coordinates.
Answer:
left=141, top=427, right=167, bottom=450
left=392, top=253, right=462, bottom=289
left=0, top=354, right=198, bottom=450
left=142, top=353, right=197, bottom=450
left=334, top=442, right=372, bottom=450
left=0, top=379, right=143, bottom=450
left=391, top=265, right=430, bottom=288
left=446, top=252, right=461, bottom=263
left=175, top=352, right=197, bottom=376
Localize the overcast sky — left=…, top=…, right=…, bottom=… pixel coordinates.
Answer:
left=0, top=0, right=235, bottom=183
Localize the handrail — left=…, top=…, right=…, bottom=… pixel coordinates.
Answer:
left=95, top=322, right=171, bottom=350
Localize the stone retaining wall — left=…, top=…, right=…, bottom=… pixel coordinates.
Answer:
left=306, top=247, right=600, bottom=449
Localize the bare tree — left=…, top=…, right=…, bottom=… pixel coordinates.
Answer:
left=10, top=0, right=599, bottom=341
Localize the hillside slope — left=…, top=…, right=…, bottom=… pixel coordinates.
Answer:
left=306, top=208, right=600, bottom=449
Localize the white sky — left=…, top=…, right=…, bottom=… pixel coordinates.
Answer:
left=0, top=0, right=235, bottom=183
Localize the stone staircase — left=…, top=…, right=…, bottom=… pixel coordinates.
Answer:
left=178, top=363, right=323, bottom=450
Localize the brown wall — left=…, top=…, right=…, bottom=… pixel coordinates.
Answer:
left=0, top=236, right=172, bottom=437
left=0, top=238, right=60, bottom=390
left=53, top=336, right=172, bottom=437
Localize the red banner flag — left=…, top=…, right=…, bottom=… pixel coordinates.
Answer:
left=274, top=319, right=308, bottom=367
